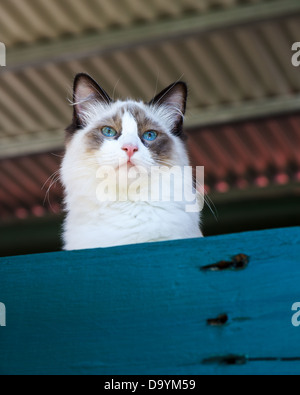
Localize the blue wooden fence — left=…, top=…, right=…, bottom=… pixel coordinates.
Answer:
left=0, top=227, right=300, bottom=375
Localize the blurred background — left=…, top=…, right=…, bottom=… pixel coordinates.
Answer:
left=0, top=0, right=300, bottom=257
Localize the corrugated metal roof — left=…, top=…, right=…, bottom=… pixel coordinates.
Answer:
left=1, top=9, right=300, bottom=157
left=0, top=151, right=62, bottom=222
left=188, top=114, right=300, bottom=193
left=0, top=113, right=299, bottom=222
left=0, top=0, right=267, bottom=47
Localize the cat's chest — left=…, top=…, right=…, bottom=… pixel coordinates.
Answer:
left=64, top=200, right=199, bottom=249
left=93, top=201, right=179, bottom=229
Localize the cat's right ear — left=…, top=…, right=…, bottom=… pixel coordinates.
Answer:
left=66, top=73, right=112, bottom=135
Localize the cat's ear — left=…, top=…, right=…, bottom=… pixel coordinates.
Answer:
left=149, top=82, right=188, bottom=137
left=67, top=73, right=112, bottom=134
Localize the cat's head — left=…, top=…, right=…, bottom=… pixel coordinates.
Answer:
left=65, top=73, right=190, bottom=172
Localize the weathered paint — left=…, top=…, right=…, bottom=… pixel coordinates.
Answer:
left=0, top=227, right=299, bottom=375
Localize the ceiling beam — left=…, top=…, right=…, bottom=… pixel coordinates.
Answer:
left=3, top=0, right=300, bottom=72
left=187, top=94, right=300, bottom=128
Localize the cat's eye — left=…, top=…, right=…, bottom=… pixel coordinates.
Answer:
left=102, top=126, right=117, bottom=138
left=142, top=130, right=158, bottom=142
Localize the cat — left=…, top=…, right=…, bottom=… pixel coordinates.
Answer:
left=61, top=73, right=203, bottom=251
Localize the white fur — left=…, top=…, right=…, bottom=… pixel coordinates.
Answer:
left=61, top=100, right=203, bottom=251
left=119, top=111, right=139, bottom=143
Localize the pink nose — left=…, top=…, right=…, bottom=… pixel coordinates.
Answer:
left=122, top=144, right=138, bottom=160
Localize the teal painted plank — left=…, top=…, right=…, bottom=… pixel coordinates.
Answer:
left=0, top=227, right=300, bottom=375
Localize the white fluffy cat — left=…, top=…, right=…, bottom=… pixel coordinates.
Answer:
left=61, top=73, right=203, bottom=250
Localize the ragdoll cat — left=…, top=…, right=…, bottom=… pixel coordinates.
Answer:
left=61, top=73, right=203, bottom=250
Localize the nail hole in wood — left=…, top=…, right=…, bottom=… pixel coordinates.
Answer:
left=202, top=355, right=247, bottom=366
left=201, top=254, right=249, bottom=272
left=207, top=313, right=228, bottom=326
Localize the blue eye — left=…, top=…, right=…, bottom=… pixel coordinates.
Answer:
left=102, top=126, right=117, bottom=138
left=143, top=130, right=158, bottom=141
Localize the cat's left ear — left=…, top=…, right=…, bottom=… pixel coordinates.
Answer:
left=149, top=82, right=188, bottom=137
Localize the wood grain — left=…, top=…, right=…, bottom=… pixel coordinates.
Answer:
left=0, top=227, right=299, bottom=375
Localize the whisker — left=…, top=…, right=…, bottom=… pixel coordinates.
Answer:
left=51, top=152, right=64, bottom=159
left=113, top=78, right=121, bottom=101
left=153, top=67, right=160, bottom=100
left=42, top=170, right=60, bottom=191
left=193, top=177, right=218, bottom=220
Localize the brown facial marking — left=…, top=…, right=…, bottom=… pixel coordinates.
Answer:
left=146, top=133, right=173, bottom=162
left=85, top=129, right=106, bottom=151
left=125, top=104, right=174, bottom=162
left=105, top=108, right=124, bottom=132
left=82, top=103, right=176, bottom=163
left=84, top=107, right=125, bottom=151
